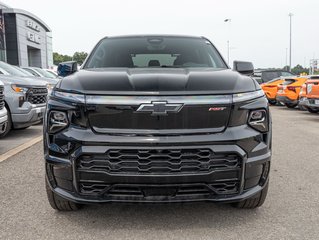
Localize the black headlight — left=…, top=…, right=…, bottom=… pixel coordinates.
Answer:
left=248, top=109, right=268, bottom=132
left=48, top=110, right=68, bottom=133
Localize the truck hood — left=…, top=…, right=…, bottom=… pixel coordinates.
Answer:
left=58, top=68, right=258, bottom=95
left=0, top=75, right=48, bottom=87
left=26, top=76, right=59, bottom=85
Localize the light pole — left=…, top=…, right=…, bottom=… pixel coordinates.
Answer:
left=285, top=48, right=289, bottom=67
left=288, top=13, right=293, bottom=71
left=224, top=18, right=231, bottom=65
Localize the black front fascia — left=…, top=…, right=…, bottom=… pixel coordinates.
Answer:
left=44, top=95, right=271, bottom=203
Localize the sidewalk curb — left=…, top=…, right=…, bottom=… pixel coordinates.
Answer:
left=0, top=136, right=43, bottom=163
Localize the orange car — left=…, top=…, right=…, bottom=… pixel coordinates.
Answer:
left=261, top=78, right=284, bottom=105
left=305, top=76, right=319, bottom=113
left=276, top=76, right=308, bottom=108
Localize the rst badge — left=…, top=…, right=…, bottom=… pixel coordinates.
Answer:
left=209, top=107, right=227, bottom=111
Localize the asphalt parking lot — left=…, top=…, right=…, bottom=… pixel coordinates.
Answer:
left=0, top=124, right=43, bottom=155
left=0, top=106, right=318, bottom=240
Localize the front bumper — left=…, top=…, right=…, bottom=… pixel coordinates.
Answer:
left=276, top=95, right=298, bottom=105
left=45, top=124, right=271, bottom=204
left=11, top=103, right=46, bottom=128
left=298, top=97, right=309, bottom=107
left=306, top=98, right=319, bottom=109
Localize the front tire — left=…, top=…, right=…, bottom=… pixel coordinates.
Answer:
left=45, top=180, right=81, bottom=211
left=0, top=108, right=12, bottom=138
left=232, top=182, right=269, bottom=209
left=306, top=107, right=319, bottom=113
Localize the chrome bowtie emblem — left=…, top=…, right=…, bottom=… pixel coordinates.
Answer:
left=136, top=101, right=183, bottom=115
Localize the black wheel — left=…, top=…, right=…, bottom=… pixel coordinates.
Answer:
left=285, top=103, right=298, bottom=108
left=0, top=108, right=12, bottom=138
left=232, top=182, right=269, bottom=209
left=268, top=100, right=277, bottom=105
left=45, top=180, right=81, bottom=211
left=306, top=107, right=319, bottom=113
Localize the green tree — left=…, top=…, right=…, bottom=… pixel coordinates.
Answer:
left=291, top=64, right=309, bottom=75
left=72, top=52, right=88, bottom=65
left=53, top=52, right=72, bottom=65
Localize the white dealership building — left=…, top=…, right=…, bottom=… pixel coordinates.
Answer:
left=0, top=2, right=53, bottom=68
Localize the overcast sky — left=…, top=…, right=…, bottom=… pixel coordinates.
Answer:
left=3, top=0, right=319, bottom=68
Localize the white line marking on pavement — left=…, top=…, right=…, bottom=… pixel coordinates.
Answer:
left=0, top=136, right=43, bottom=163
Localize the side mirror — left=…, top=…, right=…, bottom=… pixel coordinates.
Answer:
left=233, top=61, right=254, bottom=76
left=57, top=61, right=78, bottom=77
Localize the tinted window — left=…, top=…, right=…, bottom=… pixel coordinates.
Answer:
left=84, top=37, right=227, bottom=69
left=262, top=72, right=280, bottom=82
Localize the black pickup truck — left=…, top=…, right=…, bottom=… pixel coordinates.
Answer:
left=44, top=35, right=271, bottom=211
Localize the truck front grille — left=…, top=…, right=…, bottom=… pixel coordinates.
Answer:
left=77, top=148, right=241, bottom=175
left=0, top=86, right=4, bottom=110
left=27, top=88, right=48, bottom=104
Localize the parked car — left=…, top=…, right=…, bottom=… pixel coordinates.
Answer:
left=0, top=80, right=8, bottom=136
left=276, top=76, right=308, bottom=108
left=22, top=67, right=58, bottom=79
left=253, top=69, right=294, bottom=84
left=305, top=76, right=319, bottom=113
left=0, top=61, right=48, bottom=137
left=260, top=78, right=284, bottom=105
left=44, top=35, right=271, bottom=211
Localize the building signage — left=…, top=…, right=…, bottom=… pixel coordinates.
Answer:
left=26, top=19, right=40, bottom=32
left=27, top=31, right=41, bottom=44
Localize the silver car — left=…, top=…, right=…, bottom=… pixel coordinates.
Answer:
left=0, top=61, right=48, bottom=137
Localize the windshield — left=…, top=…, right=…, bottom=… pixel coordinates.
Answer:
left=12, top=66, right=34, bottom=77
left=0, top=62, right=30, bottom=77
left=33, top=68, right=57, bottom=78
left=84, top=36, right=228, bottom=69
left=262, top=71, right=294, bottom=82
